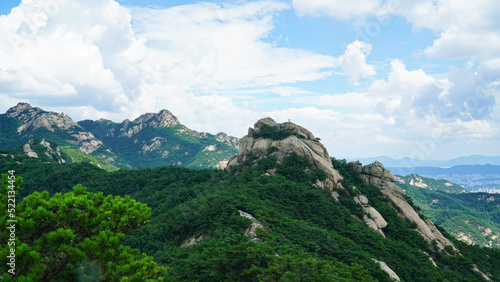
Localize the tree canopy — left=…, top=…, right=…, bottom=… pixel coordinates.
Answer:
left=0, top=174, right=168, bottom=281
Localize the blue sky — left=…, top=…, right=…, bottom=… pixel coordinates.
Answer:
left=0, top=0, right=499, bottom=161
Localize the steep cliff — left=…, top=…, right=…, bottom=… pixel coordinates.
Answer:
left=350, top=160, right=457, bottom=251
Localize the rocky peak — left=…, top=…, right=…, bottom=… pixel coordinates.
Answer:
left=226, top=117, right=342, bottom=190
left=4, top=103, right=103, bottom=154
left=5, top=102, right=35, bottom=118
left=215, top=133, right=239, bottom=147
left=5, top=102, right=80, bottom=134
left=132, top=109, right=180, bottom=128
left=350, top=160, right=457, bottom=251
left=119, top=109, right=181, bottom=138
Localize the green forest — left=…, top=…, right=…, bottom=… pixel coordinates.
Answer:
left=400, top=179, right=500, bottom=249
left=1, top=154, right=500, bottom=281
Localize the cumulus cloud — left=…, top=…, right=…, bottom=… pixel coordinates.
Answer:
left=0, top=0, right=140, bottom=112
left=0, top=0, right=342, bottom=136
left=131, top=2, right=336, bottom=91
left=293, top=0, right=381, bottom=19
left=374, top=60, right=496, bottom=122
left=335, top=40, right=376, bottom=85
left=382, top=0, right=500, bottom=67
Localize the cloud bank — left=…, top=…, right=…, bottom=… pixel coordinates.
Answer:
left=0, top=0, right=498, bottom=159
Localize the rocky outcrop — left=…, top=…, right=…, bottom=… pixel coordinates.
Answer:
left=350, top=161, right=457, bottom=251
left=372, top=259, right=400, bottom=281
left=20, top=139, right=67, bottom=163
left=119, top=110, right=180, bottom=138
left=181, top=234, right=210, bottom=247
left=23, top=144, right=38, bottom=158
left=6, top=103, right=103, bottom=154
left=226, top=118, right=342, bottom=190
left=133, top=109, right=180, bottom=128
left=239, top=210, right=265, bottom=243
left=40, top=139, right=66, bottom=163
left=354, top=193, right=387, bottom=237
left=7, top=103, right=80, bottom=134
left=181, top=210, right=265, bottom=247
left=216, top=133, right=239, bottom=147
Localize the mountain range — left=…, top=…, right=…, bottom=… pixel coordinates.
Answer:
left=2, top=113, right=500, bottom=280
left=0, top=103, right=238, bottom=170
left=349, top=155, right=500, bottom=167
left=391, top=165, right=500, bottom=190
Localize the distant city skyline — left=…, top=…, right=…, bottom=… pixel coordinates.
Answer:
left=1, top=0, right=499, bottom=160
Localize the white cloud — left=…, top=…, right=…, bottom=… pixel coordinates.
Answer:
left=293, top=0, right=381, bottom=19
left=132, top=2, right=336, bottom=91
left=373, top=60, right=496, bottom=123
left=315, top=92, right=382, bottom=108
left=0, top=0, right=139, bottom=112
left=0, top=0, right=342, bottom=136
left=335, top=40, right=376, bottom=85
left=383, top=0, right=500, bottom=67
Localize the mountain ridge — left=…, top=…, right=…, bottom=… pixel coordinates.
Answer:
left=0, top=102, right=239, bottom=169
left=349, top=155, right=500, bottom=167
left=2, top=113, right=500, bottom=280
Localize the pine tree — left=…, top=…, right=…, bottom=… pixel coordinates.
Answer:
left=0, top=174, right=168, bottom=281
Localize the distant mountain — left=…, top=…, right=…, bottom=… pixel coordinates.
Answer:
left=349, top=155, right=500, bottom=167
left=0, top=103, right=238, bottom=170
left=389, top=165, right=500, bottom=189
left=396, top=174, right=500, bottom=248
left=396, top=173, right=467, bottom=194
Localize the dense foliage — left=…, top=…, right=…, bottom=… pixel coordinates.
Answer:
left=1, top=155, right=500, bottom=280
left=253, top=124, right=292, bottom=140
left=0, top=175, right=167, bottom=281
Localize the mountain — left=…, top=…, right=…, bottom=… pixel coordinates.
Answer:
left=396, top=174, right=500, bottom=248
left=0, top=103, right=238, bottom=170
left=396, top=173, right=467, bottom=194
left=3, top=116, right=500, bottom=280
left=350, top=155, right=500, bottom=167
left=389, top=165, right=500, bottom=190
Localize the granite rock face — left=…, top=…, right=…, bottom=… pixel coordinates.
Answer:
left=239, top=210, right=265, bottom=243
left=7, top=103, right=103, bottom=154
left=226, top=118, right=342, bottom=190
left=351, top=160, right=457, bottom=251
left=354, top=194, right=387, bottom=237
left=119, top=110, right=181, bottom=138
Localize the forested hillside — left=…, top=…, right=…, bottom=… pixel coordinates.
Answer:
left=1, top=154, right=499, bottom=281
left=400, top=178, right=500, bottom=248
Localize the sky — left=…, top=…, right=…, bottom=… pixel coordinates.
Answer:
left=0, top=0, right=499, bottom=161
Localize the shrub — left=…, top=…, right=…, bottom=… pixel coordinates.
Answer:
left=254, top=125, right=292, bottom=140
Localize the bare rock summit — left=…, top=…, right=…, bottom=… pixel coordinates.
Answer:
left=226, top=117, right=342, bottom=190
